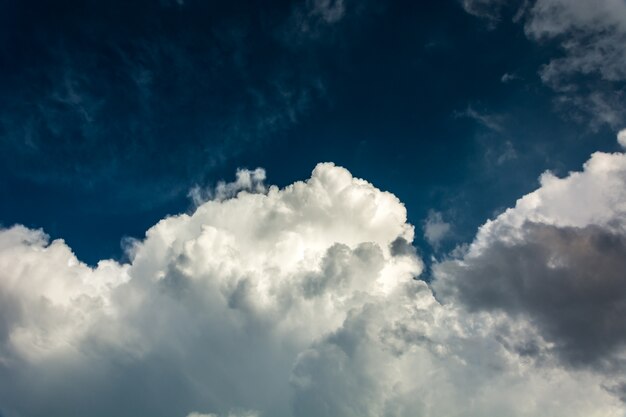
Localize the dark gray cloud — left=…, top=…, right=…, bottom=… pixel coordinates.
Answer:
left=435, top=222, right=626, bottom=369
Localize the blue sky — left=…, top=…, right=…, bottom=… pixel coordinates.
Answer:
left=2, top=1, right=626, bottom=416
left=1, top=0, right=620, bottom=265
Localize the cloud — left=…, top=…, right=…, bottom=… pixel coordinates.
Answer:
left=462, top=0, right=508, bottom=23
left=434, top=131, right=626, bottom=388
left=461, top=0, right=626, bottom=129
left=500, top=72, right=521, bottom=83
left=188, top=168, right=267, bottom=206
left=0, top=162, right=624, bottom=416
left=285, top=0, right=347, bottom=40
left=455, top=105, right=506, bottom=132
left=422, top=210, right=452, bottom=249
left=618, top=128, right=626, bottom=149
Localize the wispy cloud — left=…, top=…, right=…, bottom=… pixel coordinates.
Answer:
left=462, top=0, right=626, bottom=130
left=455, top=105, right=506, bottom=132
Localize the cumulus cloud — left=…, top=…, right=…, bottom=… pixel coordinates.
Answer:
left=188, top=168, right=267, bottom=205
left=618, top=128, right=626, bottom=149
left=462, top=0, right=626, bottom=128
left=0, top=161, right=625, bottom=416
left=422, top=210, right=452, bottom=249
left=434, top=131, right=626, bottom=388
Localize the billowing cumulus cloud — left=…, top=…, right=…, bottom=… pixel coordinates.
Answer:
left=0, top=162, right=625, bottom=416
left=434, top=132, right=626, bottom=389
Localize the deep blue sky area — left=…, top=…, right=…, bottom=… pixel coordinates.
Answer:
left=0, top=0, right=620, bottom=266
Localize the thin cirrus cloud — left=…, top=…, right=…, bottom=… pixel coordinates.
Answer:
left=2, top=130, right=626, bottom=416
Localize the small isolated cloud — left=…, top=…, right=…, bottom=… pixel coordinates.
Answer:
left=188, top=168, right=266, bottom=205
left=618, top=128, right=626, bottom=149
left=423, top=210, right=451, bottom=249
left=462, top=0, right=507, bottom=23
left=500, top=72, right=521, bottom=83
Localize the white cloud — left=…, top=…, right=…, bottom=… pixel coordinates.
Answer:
left=618, top=128, right=626, bottom=149
left=188, top=168, right=267, bottom=205
left=423, top=210, right=451, bottom=248
left=525, top=0, right=626, bottom=82
left=0, top=161, right=624, bottom=416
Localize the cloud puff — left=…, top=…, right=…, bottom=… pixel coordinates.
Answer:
left=422, top=210, right=451, bottom=249
left=0, top=162, right=624, bottom=416
left=188, top=168, right=267, bottom=205
left=461, top=0, right=507, bottom=23
left=434, top=132, right=626, bottom=386
left=618, top=128, right=626, bottom=149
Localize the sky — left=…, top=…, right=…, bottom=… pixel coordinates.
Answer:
left=1, top=0, right=626, bottom=416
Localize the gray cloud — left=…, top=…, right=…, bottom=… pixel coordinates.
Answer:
left=462, top=0, right=508, bottom=23
left=435, top=222, right=626, bottom=368
left=422, top=210, right=452, bottom=249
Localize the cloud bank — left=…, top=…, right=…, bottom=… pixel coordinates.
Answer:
left=1, top=156, right=626, bottom=416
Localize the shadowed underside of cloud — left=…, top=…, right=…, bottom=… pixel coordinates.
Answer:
left=1, top=156, right=626, bottom=416
left=434, top=134, right=626, bottom=390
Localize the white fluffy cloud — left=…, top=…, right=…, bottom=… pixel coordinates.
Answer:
left=618, top=128, right=626, bottom=149
left=0, top=161, right=625, bottom=416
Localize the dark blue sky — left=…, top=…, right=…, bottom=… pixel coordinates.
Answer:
left=0, top=0, right=621, bottom=266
